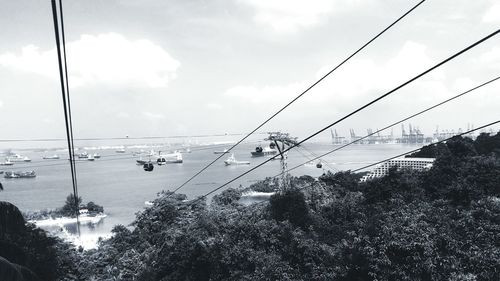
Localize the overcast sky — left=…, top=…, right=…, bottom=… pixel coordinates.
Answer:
left=0, top=0, right=499, bottom=144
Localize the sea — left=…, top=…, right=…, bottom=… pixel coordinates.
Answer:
left=0, top=140, right=421, bottom=248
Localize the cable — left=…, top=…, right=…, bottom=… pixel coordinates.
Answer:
left=58, top=0, right=80, bottom=215
left=193, top=30, right=500, bottom=201
left=50, top=0, right=80, bottom=234
left=171, top=0, right=427, bottom=194
left=278, top=75, right=500, bottom=177
left=352, top=119, right=500, bottom=172
left=298, top=145, right=337, bottom=171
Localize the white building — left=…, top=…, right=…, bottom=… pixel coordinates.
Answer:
left=360, top=157, right=435, bottom=182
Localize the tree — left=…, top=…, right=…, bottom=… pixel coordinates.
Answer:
left=59, top=194, right=82, bottom=217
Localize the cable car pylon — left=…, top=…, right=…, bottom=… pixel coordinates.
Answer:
left=266, top=132, right=299, bottom=192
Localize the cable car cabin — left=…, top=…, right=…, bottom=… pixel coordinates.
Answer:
left=316, top=162, right=323, bottom=169
left=269, top=142, right=276, bottom=149
left=143, top=162, right=154, bottom=171
left=157, top=157, right=166, bottom=166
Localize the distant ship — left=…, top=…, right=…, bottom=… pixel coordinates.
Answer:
left=224, top=154, right=250, bottom=166
left=4, top=171, right=36, bottom=178
left=214, top=149, right=229, bottom=154
left=251, top=145, right=277, bottom=157
left=6, top=154, right=31, bottom=162
left=77, top=152, right=88, bottom=159
left=116, top=148, right=126, bottom=153
left=42, top=154, right=60, bottom=160
left=157, top=151, right=183, bottom=164
left=87, top=154, right=95, bottom=161
left=0, top=159, right=14, bottom=166
left=93, top=153, right=101, bottom=159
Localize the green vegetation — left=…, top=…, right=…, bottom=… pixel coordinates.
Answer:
left=2, top=133, right=500, bottom=280
left=24, top=194, right=104, bottom=221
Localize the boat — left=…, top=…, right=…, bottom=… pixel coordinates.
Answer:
left=250, top=146, right=278, bottom=157
left=42, top=154, right=60, bottom=159
left=6, top=154, right=31, bottom=162
left=0, top=159, right=14, bottom=166
left=87, top=154, right=95, bottom=161
left=92, top=153, right=101, bottom=159
left=4, top=171, right=36, bottom=178
left=77, top=152, right=88, bottom=159
left=214, top=149, right=229, bottom=154
left=157, top=151, right=183, bottom=165
left=224, top=153, right=250, bottom=165
left=136, top=158, right=148, bottom=165
left=116, top=148, right=126, bottom=153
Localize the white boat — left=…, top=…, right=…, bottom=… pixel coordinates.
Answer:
left=42, top=154, right=60, bottom=160
left=4, top=171, right=36, bottom=178
left=87, top=154, right=95, bottom=161
left=0, top=159, right=14, bottom=166
left=116, top=148, right=126, bottom=153
left=92, top=153, right=101, bottom=159
left=6, top=154, right=31, bottom=162
left=77, top=152, right=88, bottom=159
left=157, top=151, right=183, bottom=164
left=214, top=149, right=229, bottom=154
left=224, top=153, right=250, bottom=166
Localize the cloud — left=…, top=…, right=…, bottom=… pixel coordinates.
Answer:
left=206, top=103, right=223, bottom=110
left=239, top=0, right=337, bottom=33
left=225, top=41, right=442, bottom=106
left=142, top=111, right=166, bottom=120
left=479, top=46, right=500, bottom=69
left=483, top=2, right=500, bottom=23
left=0, top=33, right=180, bottom=88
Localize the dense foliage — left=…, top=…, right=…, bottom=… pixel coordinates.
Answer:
left=0, top=201, right=79, bottom=281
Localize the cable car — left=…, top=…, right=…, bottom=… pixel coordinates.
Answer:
left=157, top=157, right=166, bottom=166
left=316, top=161, right=323, bottom=169
left=143, top=162, right=154, bottom=171
left=269, top=142, right=276, bottom=149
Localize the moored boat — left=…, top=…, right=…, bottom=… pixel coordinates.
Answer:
left=214, top=149, right=229, bottom=154
left=77, top=152, right=89, bottom=159
left=250, top=145, right=277, bottom=157
left=6, top=154, right=31, bottom=162
left=157, top=151, right=183, bottom=165
left=42, top=154, right=60, bottom=160
left=4, top=171, right=36, bottom=178
left=224, top=153, right=250, bottom=165
left=0, top=159, right=14, bottom=166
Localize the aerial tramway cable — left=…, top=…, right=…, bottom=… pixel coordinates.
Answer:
left=277, top=75, right=500, bottom=177
left=50, top=0, right=80, bottom=234
left=191, top=30, right=500, bottom=202
left=170, top=0, right=427, bottom=194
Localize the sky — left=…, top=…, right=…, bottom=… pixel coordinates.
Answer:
left=0, top=0, right=499, bottom=145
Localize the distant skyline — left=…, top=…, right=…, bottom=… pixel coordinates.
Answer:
left=1, top=0, right=499, bottom=145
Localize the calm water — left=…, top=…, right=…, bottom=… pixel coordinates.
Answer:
left=0, top=142, right=420, bottom=244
